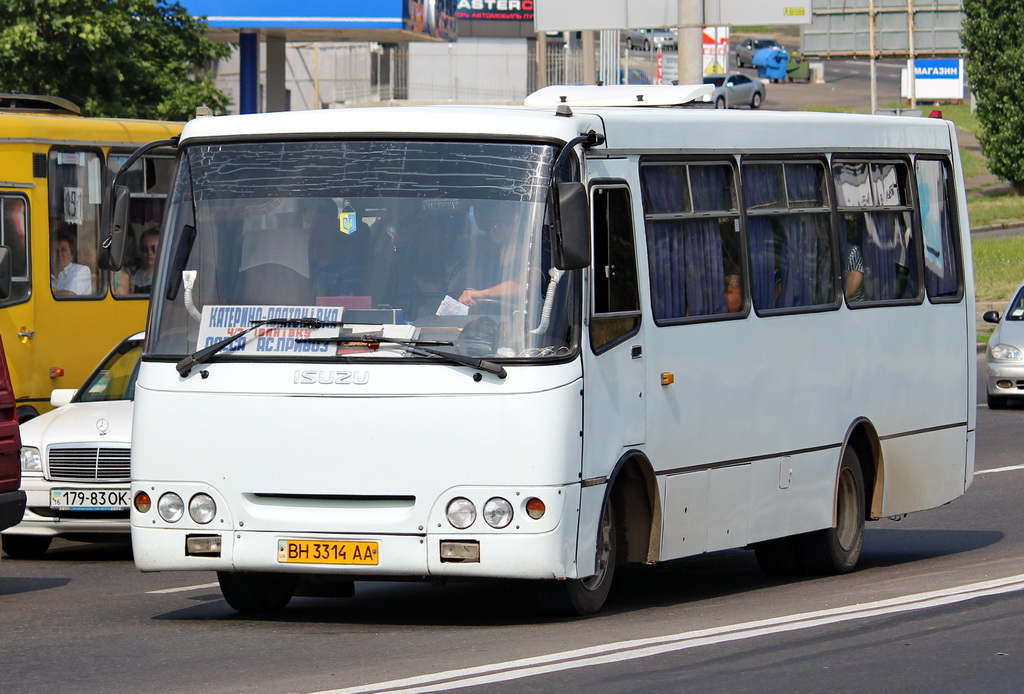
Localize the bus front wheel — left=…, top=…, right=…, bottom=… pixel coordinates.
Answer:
left=798, top=447, right=865, bottom=574
left=217, top=571, right=298, bottom=613
left=536, top=501, right=617, bottom=616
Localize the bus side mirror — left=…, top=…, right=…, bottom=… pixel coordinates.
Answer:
left=98, top=185, right=131, bottom=271
left=553, top=181, right=590, bottom=270
left=0, top=246, right=11, bottom=301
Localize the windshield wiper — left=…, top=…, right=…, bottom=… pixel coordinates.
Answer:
left=299, top=335, right=507, bottom=379
left=176, top=317, right=349, bottom=377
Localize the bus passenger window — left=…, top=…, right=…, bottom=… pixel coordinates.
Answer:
left=916, top=159, right=962, bottom=301
left=743, top=161, right=834, bottom=311
left=0, top=196, right=30, bottom=303
left=49, top=149, right=103, bottom=298
left=833, top=161, right=919, bottom=304
left=641, top=162, right=744, bottom=321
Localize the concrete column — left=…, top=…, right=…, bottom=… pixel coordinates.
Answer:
left=677, top=0, right=704, bottom=85
left=582, top=30, right=596, bottom=85
left=265, top=35, right=288, bottom=112
left=536, top=32, right=548, bottom=89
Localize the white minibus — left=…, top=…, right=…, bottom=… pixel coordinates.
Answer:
left=119, top=84, right=975, bottom=615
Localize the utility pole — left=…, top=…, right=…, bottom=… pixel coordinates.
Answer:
left=678, top=0, right=704, bottom=85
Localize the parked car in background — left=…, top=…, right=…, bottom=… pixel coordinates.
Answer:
left=702, top=73, right=766, bottom=109
left=0, top=331, right=25, bottom=560
left=983, top=283, right=1024, bottom=409
left=2, top=332, right=142, bottom=558
left=620, top=66, right=653, bottom=85
left=734, top=37, right=783, bottom=68
left=626, top=28, right=677, bottom=51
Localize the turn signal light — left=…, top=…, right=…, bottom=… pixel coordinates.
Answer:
left=525, top=497, right=546, bottom=520
left=134, top=491, right=152, bottom=513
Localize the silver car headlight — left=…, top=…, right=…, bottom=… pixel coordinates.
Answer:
left=20, top=447, right=41, bottom=473
left=446, top=497, right=476, bottom=529
left=989, top=343, right=1023, bottom=361
left=157, top=492, right=185, bottom=523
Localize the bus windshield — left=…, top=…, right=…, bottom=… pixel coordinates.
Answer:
left=150, top=140, right=579, bottom=363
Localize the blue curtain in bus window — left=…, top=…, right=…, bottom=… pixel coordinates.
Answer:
left=646, top=219, right=727, bottom=318
left=640, top=165, right=689, bottom=215
left=648, top=220, right=687, bottom=319
left=862, top=211, right=914, bottom=301
left=778, top=214, right=827, bottom=307
left=742, top=164, right=784, bottom=309
left=690, top=165, right=733, bottom=212
left=681, top=219, right=727, bottom=316
left=747, top=217, right=777, bottom=308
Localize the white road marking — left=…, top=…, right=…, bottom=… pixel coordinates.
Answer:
left=314, top=574, right=1024, bottom=694
left=146, top=581, right=220, bottom=594
left=976, top=463, right=1024, bottom=475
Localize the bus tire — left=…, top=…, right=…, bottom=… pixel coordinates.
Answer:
left=536, top=501, right=616, bottom=616
left=798, top=447, right=865, bottom=574
left=1, top=534, right=52, bottom=559
left=753, top=536, right=802, bottom=575
left=217, top=571, right=298, bottom=613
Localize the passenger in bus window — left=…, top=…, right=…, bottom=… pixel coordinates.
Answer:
left=457, top=203, right=531, bottom=308
left=51, top=226, right=92, bottom=296
left=132, top=227, right=160, bottom=295
left=844, top=215, right=866, bottom=302
left=2, top=198, right=28, bottom=278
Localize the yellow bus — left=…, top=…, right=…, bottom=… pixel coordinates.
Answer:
left=0, top=94, right=180, bottom=419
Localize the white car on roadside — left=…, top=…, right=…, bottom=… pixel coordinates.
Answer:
left=1, top=332, right=142, bottom=558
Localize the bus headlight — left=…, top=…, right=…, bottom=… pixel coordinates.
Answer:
left=483, top=497, right=513, bottom=528
left=446, top=497, right=476, bottom=529
left=157, top=492, right=184, bottom=522
left=20, top=447, right=41, bottom=473
left=188, top=494, right=217, bottom=524
left=990, top=343, right=1023, bottom=361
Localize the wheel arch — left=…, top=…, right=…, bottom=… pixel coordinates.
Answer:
left=841, top=418, right=883, bottom=521
left=604, top=449, right=662, bottom=564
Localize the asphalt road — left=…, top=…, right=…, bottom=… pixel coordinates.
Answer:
left=1, top=355, right=1021, bottom=694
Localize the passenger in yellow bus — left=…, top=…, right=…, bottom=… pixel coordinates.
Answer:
left=51, top=227, right=92, bottom=296
left=132, top=227, right=160, bottom=294
left=2, top=198, right=28, bottom=277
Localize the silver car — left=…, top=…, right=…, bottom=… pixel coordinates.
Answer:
left=625, top=28, right=677, bottom=52
left=701, top=73, right=766, bottom=109
left=983, top=282, right=1024, bottom=408
left=734, top=37, right=783, bottom=68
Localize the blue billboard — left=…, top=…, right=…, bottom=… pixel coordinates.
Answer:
left=181, top=0, right=456, bottom=40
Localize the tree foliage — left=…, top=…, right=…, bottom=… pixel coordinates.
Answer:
left=961, top=0, right=1024, bottom=195
left=0, top=0, right=231, bottom=120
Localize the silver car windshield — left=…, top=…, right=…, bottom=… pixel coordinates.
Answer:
left=149, top=140, right=579, bottom=363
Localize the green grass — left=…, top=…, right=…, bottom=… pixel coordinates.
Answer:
left=972, top=234, right=1024, bottom=303
left=968, top=191, right=1024, bottom=229
left=960, top=146, right=987, bottom=181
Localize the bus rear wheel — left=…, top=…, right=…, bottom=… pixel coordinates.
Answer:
left=217, top=571, right=298, bottom=613
left=536, top=501, right=617, bottom=616
left=798, top=447, right=865, bottom=574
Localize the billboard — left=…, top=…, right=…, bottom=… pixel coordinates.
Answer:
left=180, top=0, right=457, bottom=41
left=534, top=0, right=810, bottom=31
left=455, top=0, right=533, bottom=21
